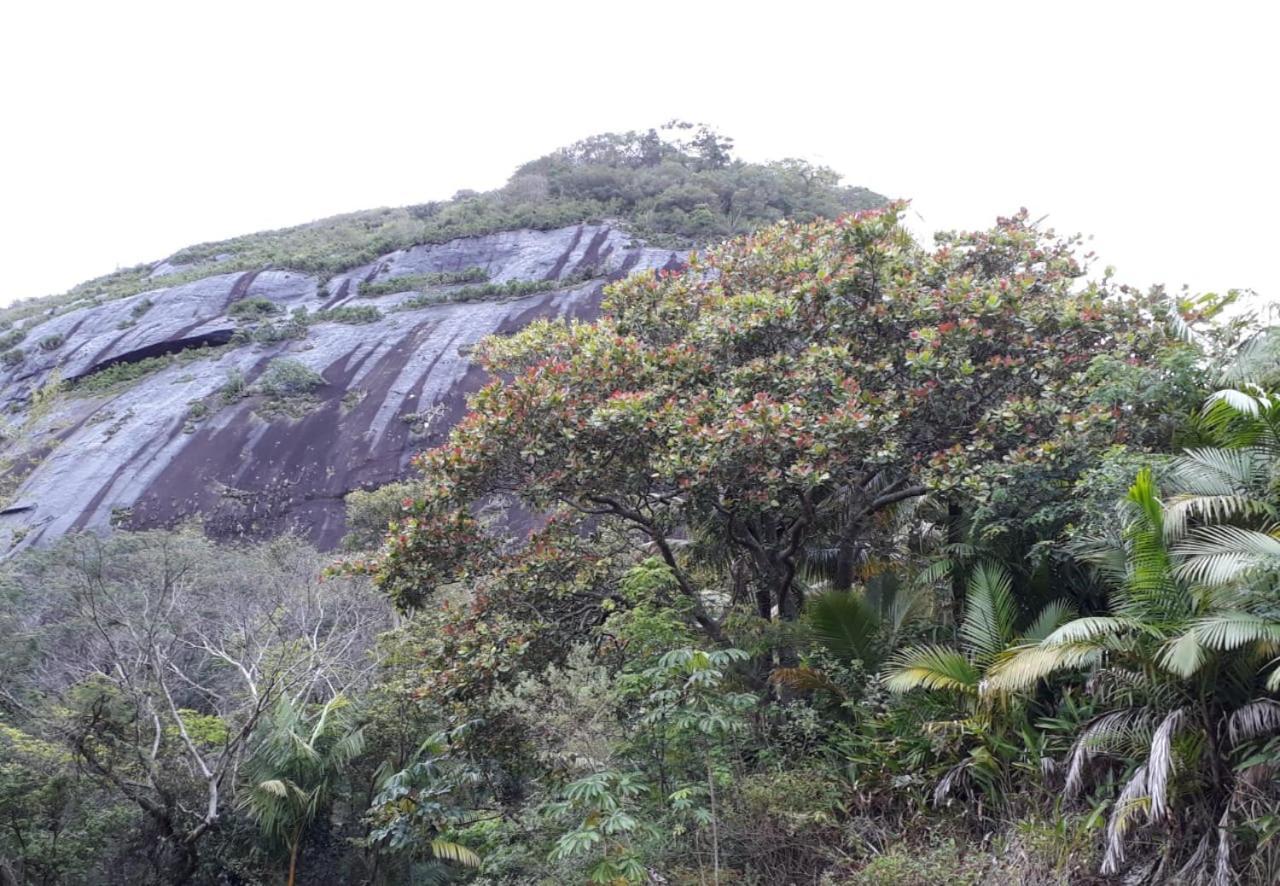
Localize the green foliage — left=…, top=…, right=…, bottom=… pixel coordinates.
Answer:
left=359, top=267, right=489, bottom=297
left=5, top=129, right=1277, bottom=883
left=368, top=207, right=1197, bottom=639
left=0, top=723, right=135, bottom=885
left=256, top=358, right=325, bottom=398
left=242, top=695, right=367, bottom=884
left=69, top=343, right=229, bottom=395
left=342, top=480, right=417, bottom=551
left=0, top=326, right=26, bottom=351
left=221, top=366, right=246, bottom=401
left=393, top=276, right=565, bottom=312
left=228, top=295, right=281, bottom=319
left=311, top=304, right=382, bottom=324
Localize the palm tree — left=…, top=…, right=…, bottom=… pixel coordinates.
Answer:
left=1167, top=380, right=1280, bottom=591
left=883, top=561, right=1073, bottom=805
left=242, top=694, right=367, bottom=886
left=988, top=468, right=1280, bottom=882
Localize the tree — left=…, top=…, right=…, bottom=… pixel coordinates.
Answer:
left=988, top=468, right=1280, bottom=881
left=367, top=207, right=1199, bottom=647
left=242, top=695, right=366, bottom=886
left=884, top=562, right=1073, bottom=805
left=0, top=530, right=390, bottom=882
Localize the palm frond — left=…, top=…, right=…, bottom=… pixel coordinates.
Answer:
left=1219, top=328, right=1280, bottom=387
left=1147, top=708, right=1185, bottom=822
left=1191, top=611, right=1280, bottom=651
left=807, top=590, right=882, bottom=667
left=430, top=840, right=481, bottom=867
left=958, top=561, right=1017, bottom=663
left=1157, top=630, right=1207, bottom=677
left=884, top=645, right=980, bottom=695
left=1164, top=494, right=1269, bottom=542
left=1020, top=600, right=1077, bottom=643
left=985, top=641, right=1104, bottom=693
left=1227, top=699, right=1280, bottom=746
left=1169, top=447, right=1270, bottom=497
left=1043, top=616, right=1132, bottom=645
left=1063, top=709, right=1146, bottom=798
left=1176, top=525, right=1280, bottom=585
left=1101, top=763, right=1149, bottom=876
left=770, top=665, right=845, bottom=697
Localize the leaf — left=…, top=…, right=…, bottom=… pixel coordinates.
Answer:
left=1020, top=600, right=1077, bottom=643
left=985, top=642, right=1104, bottom=693
left=430, top=839, right=481, bottom=867
left=885, top=645, right=980, bottom=695
left=807, top=590, right=882, bottom=667
left=958, top=561, right=1017, bottom=663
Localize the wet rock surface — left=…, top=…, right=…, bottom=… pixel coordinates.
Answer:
left=0, top=224, right=683, bottom=553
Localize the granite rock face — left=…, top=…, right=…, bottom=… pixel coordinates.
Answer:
left=0, top=224, right=684, bottom=553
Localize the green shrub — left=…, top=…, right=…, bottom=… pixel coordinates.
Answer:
left=228, top=297, right=280, bottom=319
left=342, top=481, right=417, bottom=550
left=72, top=355, right=173, bottom=394
left=394, top=277, right=566, bottom=312
left=37, top=334, right=64, bottom=351
left=256, top=359, right=324, bottom=397
left=312, top=305, right=382, bottom=324
left=221, top=368, right=246, bottom=402
left=0, top=327, right=25, bottom=351
left=359, top=267, right=488, bottom=297
left=1, top=348, right=22, bottom=368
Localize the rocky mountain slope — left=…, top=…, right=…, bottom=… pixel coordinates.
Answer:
left=0, top=225, right=686, bottom=552
left=0, top=126, right=883, bottom=554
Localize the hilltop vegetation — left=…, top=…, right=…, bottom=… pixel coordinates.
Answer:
left=0, top=123, right=881, bottom=327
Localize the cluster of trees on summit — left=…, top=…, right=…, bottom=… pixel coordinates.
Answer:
left=2, top=130, right=1279, bottom=884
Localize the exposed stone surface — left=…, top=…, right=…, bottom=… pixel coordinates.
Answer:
left=0, top=224, right=684, bottom=553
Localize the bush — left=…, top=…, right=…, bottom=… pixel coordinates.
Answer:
left=312, top=305, right=382, bottom=325
left=0, top=327, right=25, bottom=351
left=342, top=481, right=417, bottom=550
left=221, top=368, right=246, bottom=402
left=1, top=348, right=22, bottom=368
left=256, top=359, right=324, bottom=398
left=72, top=355, right=173, bottom=394
left=228, top=297, right=280, bottom=319
left=394, top=277, right=566, bottom=312
left=359, top=268, right=488, bottom=297
left=37, top=334, right=64, bottom=351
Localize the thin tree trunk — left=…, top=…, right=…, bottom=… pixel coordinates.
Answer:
left=286, top=834, right=301, bottom=886
left=707, top=760, right=720, bottom=886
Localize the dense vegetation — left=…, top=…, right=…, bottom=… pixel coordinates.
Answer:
left=2, top=200, right=1278, bottom=884
left=0, top=123, right=882, bottom=328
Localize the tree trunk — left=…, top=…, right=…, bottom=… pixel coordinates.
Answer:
left=286, top=835, right=301, bottom=886
left=947, top=500, right=965, bottom=627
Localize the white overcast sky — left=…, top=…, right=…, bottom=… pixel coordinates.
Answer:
left=1, top=1, right=1275, bottom=310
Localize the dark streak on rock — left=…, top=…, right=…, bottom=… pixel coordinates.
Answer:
left=70, top=330, right=236, bottom=382
left=544, top=225, right=585, bottom=281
